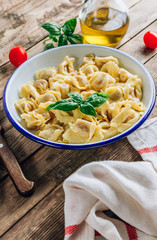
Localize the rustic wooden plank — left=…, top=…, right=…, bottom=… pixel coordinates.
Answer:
left=0, top=135, right=142, bottom=237
left=0, top=100, right=12, bottom=131
left=119, top=21, right=157, bottom=63
left=0, top=0, right=55, bottom=16
left=0, top=0, right=142, bottom=15
left=0, top=145, right=97, bottom=236
left=0, top=63, right=16, bottom=100
left=1, top=183, right=65, bottom=240
left=119, top=0, right=157, bottom=46
left=0, top=0, right=82, bottom=65
left=0, top=0, right=152, bottom=66
left=145, top=54, right=157, bottom=91
left=0, top=0, right=26, bottom=13
left=0, top=0, right=140, bottom=68
left=4, top=127, right=41, bottom=162
left=0, top=126, right=41, bottom=179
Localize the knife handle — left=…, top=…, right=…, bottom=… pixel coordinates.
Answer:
left=0, top=126, right=35, bottom=196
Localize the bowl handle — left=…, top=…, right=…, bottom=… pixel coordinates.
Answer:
left=0, top=126, right=35, bottom=196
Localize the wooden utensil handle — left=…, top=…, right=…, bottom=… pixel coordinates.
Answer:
left=0, top=126, right=35, bottom=196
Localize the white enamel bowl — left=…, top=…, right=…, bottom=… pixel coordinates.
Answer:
left=3, top=45, right=156, bottom=150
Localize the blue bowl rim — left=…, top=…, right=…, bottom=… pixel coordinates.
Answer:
left=3, top=44, right=156, bottom=150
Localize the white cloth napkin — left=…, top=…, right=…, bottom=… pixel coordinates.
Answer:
left=63, top=117, right=157, bottom=240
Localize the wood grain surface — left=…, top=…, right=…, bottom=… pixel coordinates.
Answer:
left=0, top=0, right=156, bottom=239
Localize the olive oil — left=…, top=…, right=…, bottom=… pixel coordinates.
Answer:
left=80, top=7, right=129, bottom=47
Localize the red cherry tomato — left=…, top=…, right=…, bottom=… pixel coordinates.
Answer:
left=143, top=31, right=157, bottom=49
left=9, top=46, right=27, bottom=67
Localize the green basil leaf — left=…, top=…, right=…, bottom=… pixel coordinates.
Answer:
left=68, top=34, right=83, bottom=44
left=44, top=43, right=54, bottom=51
left=46, top=99, right=72, bottom=110
left=96, top=92, right=110, bottom=98
left=49, top=34, right=58, bottom=42
left=84, top=93, right=109, bottom=108
left=80, top=102, right=97, bottom=116
left=62, top=18, right=77, bottom=35
left=46, top=99, right=78, bottom=111
left=58, top=34, right=68, bottom=46
left=42, top=22, right=61, bottom=36
left=68, top=92, right=83, bottom=104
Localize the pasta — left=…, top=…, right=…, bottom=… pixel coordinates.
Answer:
left=15, top=55, right=145, bottom=144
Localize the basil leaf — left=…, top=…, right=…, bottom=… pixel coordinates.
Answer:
left=85, top=93, right=109, bottom=108
left=62, top=18, right=77, bottom=35
left=44, top=43, right=54, bottom=51
left=46, top=99, right=78, bottom=111
left=97, top=92, right=110, bottom=98
left=68, top=34, right=83, bottom=44
left=42, top=22, right=61, bottom=36
left=46, top=92, right=109, bottom=116
left=46, top=99, right=73, bottom=110
left=49, top=34, right=58, bottom=42
left=68, top=92, right=83, bottom=104
left=58, top=34, right=68, bottom=46
left=80, top=102, right=97, bottom=116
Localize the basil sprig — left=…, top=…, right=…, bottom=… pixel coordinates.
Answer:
left=46, top=92, right=109, bottom=116
left=42, top=18, right=83, bottom=50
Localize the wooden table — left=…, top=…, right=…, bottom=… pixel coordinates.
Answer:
left=0, top=0, right=156, bottom=239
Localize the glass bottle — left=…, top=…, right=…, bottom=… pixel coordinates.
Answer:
left=79, top=0, right=129, bottom=47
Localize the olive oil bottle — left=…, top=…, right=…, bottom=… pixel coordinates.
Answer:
left=79, top=0, right=129, bottom=47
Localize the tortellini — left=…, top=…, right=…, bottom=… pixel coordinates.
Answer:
left=16, top=55, right=145, bottom=144
left=79, top=64, right=99, bottom=77
left=101, top=61, right=119, bottom=79
left=36, top=67, right=58, bottom=80
left=15, top=98, right=36, bottom=114
left=21, top=111, right=45, bottom=129
left=63, top=119, right=96, bottom=144
left=38, top=124, right=63, bottom=141
left=36, top=90, right=61, bottom=104
left=95, top=56, right=118, bottom=69
left=19, top=83, right=39, bottom=100
left=33, top=79, right=48, bottom=94
left=58, top=56, right=76, bottom=75
left=89, top=72, right=115, bottom=91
